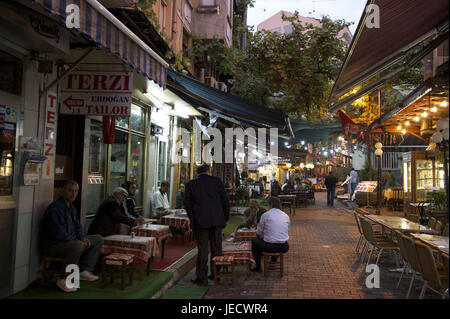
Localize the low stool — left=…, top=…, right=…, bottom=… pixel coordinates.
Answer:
left=102, top=253, right=135, bottom=290
left=263, top=252, right=284, bottom=277
left=41, top=256, right=65, bottom=284
left=212, top=256, right=235, bottom=285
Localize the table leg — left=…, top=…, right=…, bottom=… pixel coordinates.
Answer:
left=139, top=266, right=143, bottom=281
left=147, top=257, right=152, bottom=276
left=161, top=238, right=166, bottom=259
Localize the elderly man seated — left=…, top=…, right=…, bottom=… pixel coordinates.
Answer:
left=251, top=197, right=290, bottom=273
left=40, top=180, right=104, bottom=293
left=152, top=181, right=171, bottom=219
left=237, top=199, right=266, bottom=230
left=88, top=187, right=142, bottom=237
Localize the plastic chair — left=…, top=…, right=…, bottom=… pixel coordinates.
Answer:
left=394, top=231, right=411, bottom=289
left=402, top=236, right=424, bottom=299
left=414, top=241, right=449, bottom=299
left=359, top=218, right=398, bottom=267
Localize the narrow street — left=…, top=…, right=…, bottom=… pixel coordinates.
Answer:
left=187, top=193, right=434, bottom=299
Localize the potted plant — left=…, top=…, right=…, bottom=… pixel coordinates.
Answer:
left=426, top=190, right=448, bottom=222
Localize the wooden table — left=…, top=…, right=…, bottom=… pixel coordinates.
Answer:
left=160, top=213, right=192, bottom=242
left=133, top=224, right=172, bottom=259
left=101, top=234, right=158, bottom=279
left=364, top=215, right=438, bottom=234
left=411, top=233, right=449, bottom=256
left=234, top=229, right=257, bottom=242
left=222, top=241, right=255, bottom=271
left=278, top=195, right=296, bottom=215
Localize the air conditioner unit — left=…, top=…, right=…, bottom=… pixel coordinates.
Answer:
left=218, top=82, right=228, bottom=92
left=205, top=76, right=216, bottom=88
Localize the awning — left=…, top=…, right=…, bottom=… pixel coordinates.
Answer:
left=167, top=70, right=287, bottom=129
left=31, top=0, right=168, bottom=87
left=289, top=120, right=343, bottom=144
left=329, top=0, right=449, bottom=102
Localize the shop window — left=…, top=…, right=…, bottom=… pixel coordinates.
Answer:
left=0, top=50, right=22, bottom=95
left=129, top=135, right=144, bottom=206
left=157, top=140, right=167, bottom=184
left=86, top=123, right=106, bottom=216
left=116, top=116, right=129, bottom=129
left=0, top=105, right=17, bottom=196
left=131, top=104, right=145, bottom=132
left=110, top=130, right=128, bottom=191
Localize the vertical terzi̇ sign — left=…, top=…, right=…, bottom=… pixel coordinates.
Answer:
left=42, top=92, right=58, bottom=179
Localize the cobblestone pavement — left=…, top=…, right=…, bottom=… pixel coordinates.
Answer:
left=200, top=192, right=442, bottom=299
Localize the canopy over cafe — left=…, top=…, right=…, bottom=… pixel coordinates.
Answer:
left=0, top=0, right=170, bottom=298
left=326, top=0, right=449, bottom=219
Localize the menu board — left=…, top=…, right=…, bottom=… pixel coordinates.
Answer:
left=355, top=181, right=377, bottom=193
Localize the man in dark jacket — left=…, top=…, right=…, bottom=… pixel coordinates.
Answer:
left=325, top=171, right=338, bottom=207
left=121, top=181, right=143, bottom=219
left=184, top=164, right=230, bottom=286
left=40, top=180, right=103, bottom=292
left=88, top=187, right=138, bottom=237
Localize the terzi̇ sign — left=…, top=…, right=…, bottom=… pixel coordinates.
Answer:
left=60, top=71, right=133, bottom=116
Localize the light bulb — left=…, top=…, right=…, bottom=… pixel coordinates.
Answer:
left=431, top=107, right=437, bottom=113
left=441, top=101, right=448, bottom=107
left=397, top=125, right=402, bottom=130
left=414, top=116, right=420, bottom=122
left=421, top=112, right=428, bottom=118
left=402, top=129, right=406, bottom=135
left=405, top=121, right=410, bottom=126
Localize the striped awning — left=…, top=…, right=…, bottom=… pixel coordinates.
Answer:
left=31, top=0, right=168, bottom=87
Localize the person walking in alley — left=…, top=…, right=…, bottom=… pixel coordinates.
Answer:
left=350, top=168, right=358, bottom=200
left=175, top=183, right=185, bottom=209
left=325, top=171, right=338, bottom=207
left=40, top=180, right=103, bottom=293
left=184, top=164, right=230, bottom=286
left=251, top=197, right=290, bottom=273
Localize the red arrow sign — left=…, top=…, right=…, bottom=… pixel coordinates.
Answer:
left=63, top=95, right=84, bottom=110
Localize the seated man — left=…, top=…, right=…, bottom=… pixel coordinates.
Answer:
left=251, top=197, right=290, bottom=272
left=88, top=187, right=139, bottom=237
left=40, top=180, right=103, bottom=293
left=270, top=180, right=282, bottom=197
left=237, top=199, right=266, bottom=229
left=121, top=181, right=144, bottom=220
left=152, top=181, right=171, bottom=218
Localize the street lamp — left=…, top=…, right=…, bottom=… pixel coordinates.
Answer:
left=375, top=142, right=383, bottom=215
left=432, top=118, right=449, bottom=216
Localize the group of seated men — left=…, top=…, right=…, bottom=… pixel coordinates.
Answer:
left=40, top=179, right=171, bottom=293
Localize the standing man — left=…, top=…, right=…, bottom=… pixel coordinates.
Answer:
left=152, top=181, right=170, bottom=218
left=40, top=180, right=104, bottom=292
left=184, top=164, right=230, bottom=286
left=251, top=197, right=290, bottom=273
left=325, top=171, right=338, bottom=207
left=88, top=187, right=138, bottom=237
left=350, top=168, right=359, bottom=200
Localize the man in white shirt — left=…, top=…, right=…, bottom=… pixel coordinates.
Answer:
left=350, top=168, right=358, bottom=200
left=251, top=197, right=290, bottom=272
left=152, top=181, right=170, bottom=218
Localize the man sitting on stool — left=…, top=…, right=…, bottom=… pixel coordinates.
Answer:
left=251, top=197, right=290, bottom=272
left=40, top=180, right=103, bottom=292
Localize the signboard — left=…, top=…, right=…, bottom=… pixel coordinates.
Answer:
left=42, top=92, right=58, bottom=179
left=60, top=72, right=133, bottom=116
left=355, top=181, right=378, bottom=193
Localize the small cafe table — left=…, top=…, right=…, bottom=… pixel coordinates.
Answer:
left=160, top=213, right=192, bottom=242
left=101, top=234, right=158, bottom=279
left=234, top=228, right=257, bottom=242
left=133, top=224, right=172, bottom=259
left=278, top=195, right=297, bottom=215
left=364, top=215, right=438, bottom=235
left=411, top=233, right=449, bottom=256
left=222, top=241, right=255, bottom=271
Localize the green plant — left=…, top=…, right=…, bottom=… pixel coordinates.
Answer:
left=426, top=191, right=447, bottom=210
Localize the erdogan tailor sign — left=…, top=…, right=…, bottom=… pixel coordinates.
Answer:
left=60, top=72, right=132, bottom=116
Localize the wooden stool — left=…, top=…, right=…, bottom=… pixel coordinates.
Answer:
left=41, top=256, right=65, bottom=284
left=212, top=256, right=235, bottom=285
left=263, top=252, right=284, bottom=277
left=102, top=253, right=135, bottom=290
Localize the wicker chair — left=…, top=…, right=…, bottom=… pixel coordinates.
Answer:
left=414, top=242, right=449, bottom=299
left=402, top=236, right=424, bottom=299
left=427, top=217, right=437, bottom=230
left=442, top=224, right=449, bottom=236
